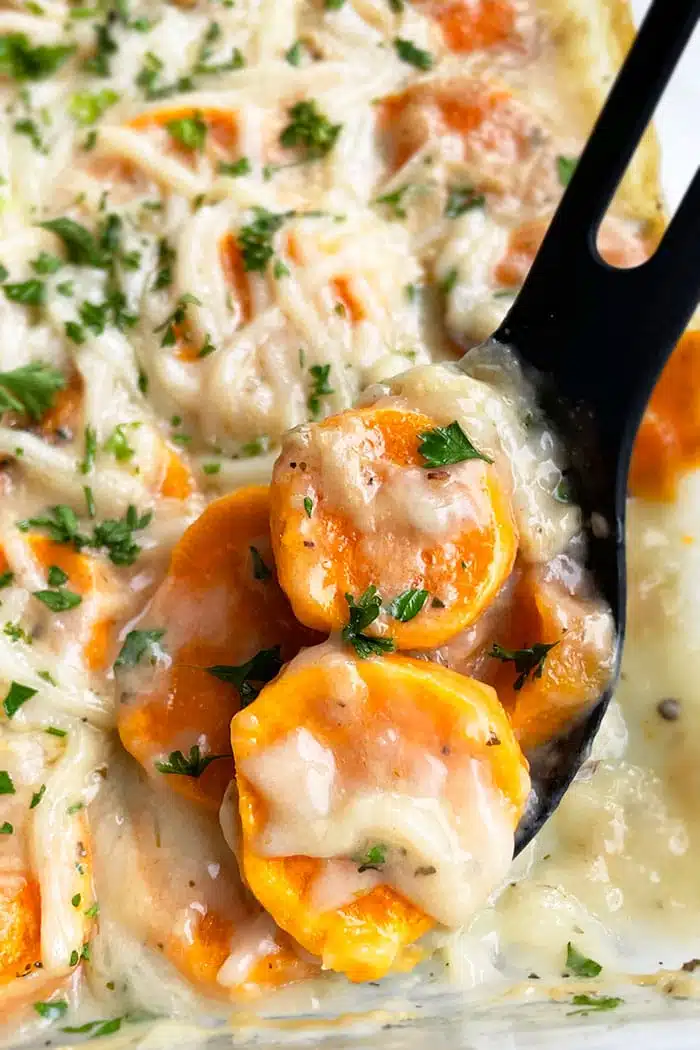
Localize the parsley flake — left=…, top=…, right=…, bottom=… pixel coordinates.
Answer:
left=33, top=588, right=82, bottom=612
left=114, top=628, right=165, bottom=669
left=445, top=185, right=485, bottom=217
left=33, top=999, right=68, bottom=1021
left=0, top=770, right=15, bottom=794
left=308, top=363, right=334, bottom=418
left=355, top=843, right=387, bottom=872
left=280, top=100, right=342, bottom=161
left=388, top=588, right=429, bottom=622
left=394, top=37, right=433, bottom=70
left=237, top=208, right=289, bottom=273
left=557, top=155, right=578, bottom=187
left=342, top=586, right=395, bottom=659
left=3, top=681, right=37, bottom=718
left=0, top=363, right=66, bottom=422
left=567, top=994, right=623, bottom=1016
left=155, top=745, right=227, bottom=777
left=207, top=645, right=283, bottom=705
left=564, top=942, right=603, bottom=978
left=489, top=641, right=559, bottom=690
left=0, top=35, right=74, bottom=80
left=167, top=113, right=207, bottom=151
left=418, top=421, right=492, bottom=468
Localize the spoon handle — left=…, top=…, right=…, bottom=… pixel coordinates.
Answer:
left=495, top=0, right=700, bottom=445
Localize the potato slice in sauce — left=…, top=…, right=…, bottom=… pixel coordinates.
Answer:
left=270, top=404, right=518, bottom=650
left=231, top=643, right=530, bottom=981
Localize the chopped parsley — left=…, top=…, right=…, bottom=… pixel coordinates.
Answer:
left=304, top=496, right=313, bottom=517
left=237, top=208, right=289, bottom=273
left=307, top=363, right=334, bottom=418
left=0, top=35, right=74, bottom=80
left=285, top=40, right=303, bottom=65
left=155, top=745, right=228, bottom=777
left=166, top=112, right=207, bottom=151
left=280, top=99, right=342, bottom=161
left=567, top=994, right=623, bottom=1016
left=152, top=238, right=175, bottom=290
left=0, top=822, right=12, bottom=834
left=18, top=504, right=83, bottom=545
left=69, top=88, right=119, bottom=125
left=3, top=681, right=37, bottom=718
left=393, top=37, right=433, bottom=70
left=342, top=586, right=395, bottom=659
left=250, top=545, right=272, bottom=581
left=33, top=588, right=82, bottom=612
left=218, top=156, right=251, bottom=177
left=40, top=216, right=108, bottom=267
left=13, top=118, right=47, bottom=154
left=80, top=425, right=97, bottom=474
left=440, top=267, right=458, bottom=295
left=325, top=0, right=346, bottom=7
left=30, top=784, right=46, bottom=808
left=31, top=252, right=63, bottom=275
left=33, top=999, right=68, bottom=1021
left=0, top=571, right=13, bottom=589
left=207, top=645, right=283, bottom=705
left=445, top=185, right=485, bottom=218
left=104, top=422, right=138, bottom=461
left=83, top=15, right=118, bottom=77
left=62, top=1018, right=123, bottom=1038
left=564, top=942, right=602, bottom=978
left=557, top=155, right=578, bottom=187
left=0, top=770, right=15, bottom=794
left=418, top=421, right=492, bottom=468
left=355, top=843, right=387, bottom=872
left=114, top=628, right=165, bottom=669
left=4, top=622, right=32, bottom=644
left=0, top=363, right=66, bottom=422
left=194, top=22, right=244, bottom=75
left=387, top=588, right=429, bottom=622
left=375, top=184, right=413, bottom=219
left=3, top=279, right=46, bottom=305
left=488, top=641, right=559, bottom=690
left=47, top=565, right=68, bottom=587
left=154, top=292, right=201, bottom=346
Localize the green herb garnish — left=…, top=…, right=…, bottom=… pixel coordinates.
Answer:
left=387, top=588, right=429, bottom=622
left=445, top=185, right=485, bottom=217
left=237, top=208, right=289, bottom=273
left=0, top=363, right=66, bottom=421
left=3, top=681, right=37, bottom=718
left=0, top=34, right=74, bottom=80
left=567, top=994, right=622, bottom=1016
left=355, top=843, right=387, bottom=872
left=557, top=155, right=578, bottom=187
left=3, top=279, right=46, bottom=305
left=155, top=745, right=227, bottom=777
left=342, top=586, right=395, bottom=659
left=564, top=943, right=602, bottom=978
left=33, top=588, right=82, bottom=612
left=488, top=641, right=558, bottom=690
left=280, top=100, right=342, bottom=160
left=393, top=37, right=433, bottom=70
left=166, top=112, right=207, bottom=151
left=207, top=645, right=282, bottom=705
left=33, top=999, right=68, bottom=1021
left=114, top=628, right=165, bottom=669
left=308, top=363, right=334, bottom=418
left=418, top=421, right=492, bottom=468
left=0, top=770, right=15, bottom=794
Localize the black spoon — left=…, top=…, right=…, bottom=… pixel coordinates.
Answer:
left=468, top=0, right=700, bottom=853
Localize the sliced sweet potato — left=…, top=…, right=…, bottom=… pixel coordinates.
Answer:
left=495, top=217, right=650, bottom=290
left=416, top=0, right=518, bottom=53
left=379, top=79, right=529, bottom=176
left=29, top=536, right=117, bottom=672
left=630, top=330, right=700, bottom=501
left=489, top=568, right=615, bottom=750
left=117, top=486, right=321, bottom=810
left=270, top=404, right=518, bottom=650
left=232, top=645, right=530, bottom=981
left=0, top=880, right=41, bottom=984
left=128, top=106, right=239, bottom=168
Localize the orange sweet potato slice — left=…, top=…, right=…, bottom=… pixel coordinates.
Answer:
left=232, top=646, right=530, bottom=981
left=489, top=568, right=615, bottom=751
left=118, top=486, right=321, bottom=811
left=630, top=330, right=700, bottom=501
left=28, top=536, right=117, bottom=671
left=270, top=404, right=518, bottom=650
left=416, top=0, right=518, bottom=53
left=0, top=880, right=41, bottom=984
